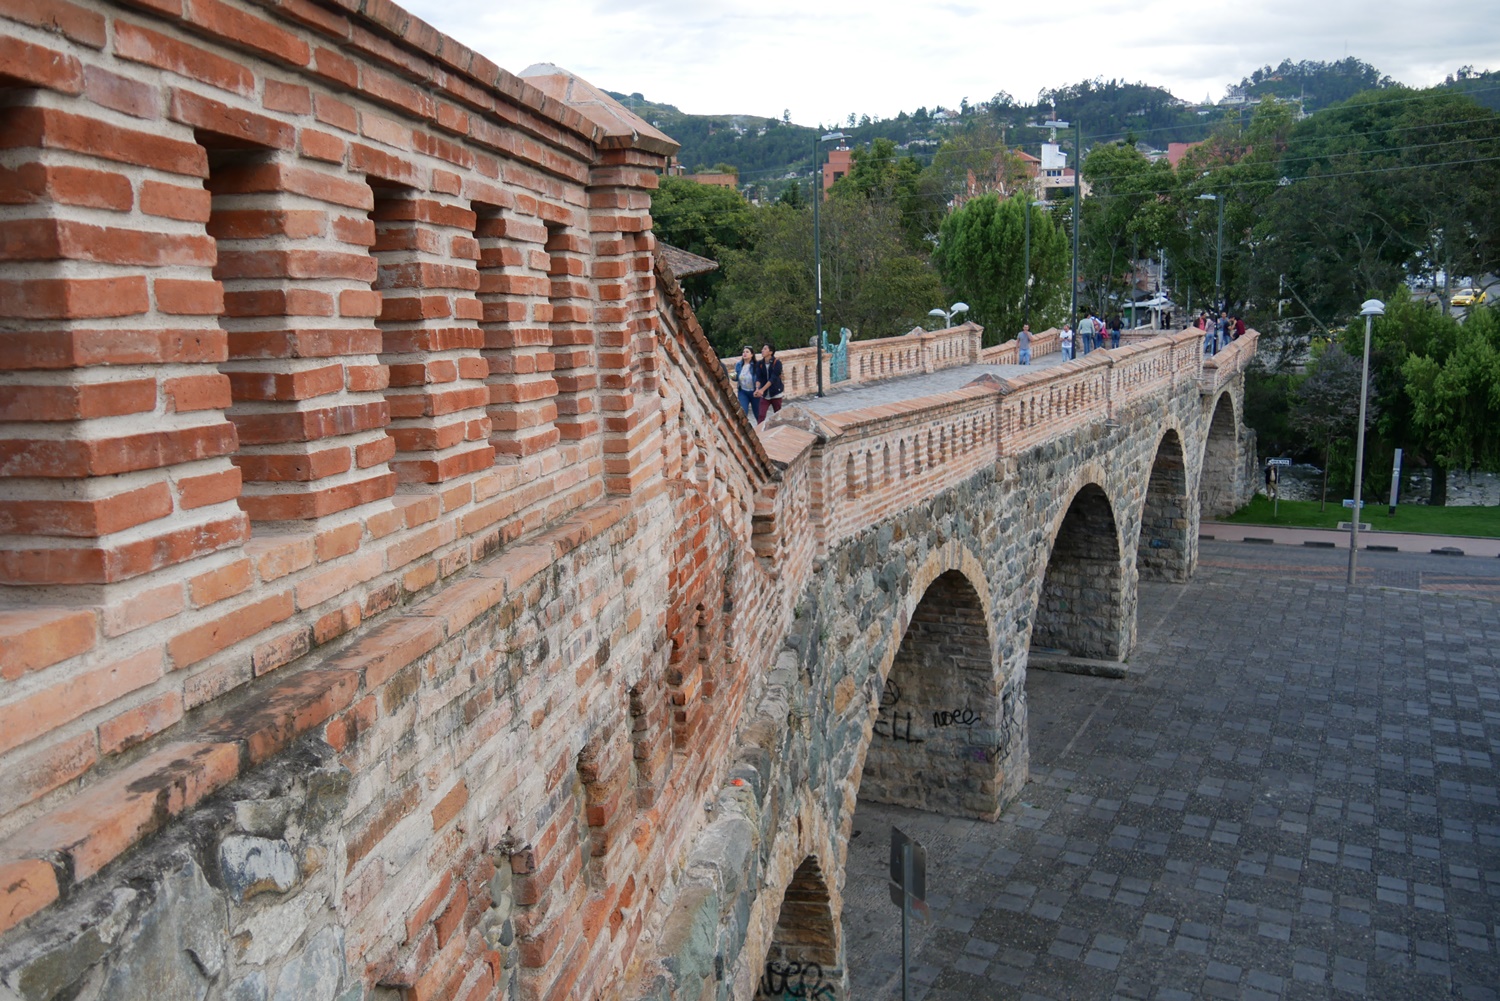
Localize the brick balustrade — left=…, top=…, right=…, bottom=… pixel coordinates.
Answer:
left=718, top=320, right=1068, bottom=400
left=0, top=0, right=1260, bottom=995
left=784, top=328, right=1258, bottom=550
left=722, top=322, right=992, bottom=401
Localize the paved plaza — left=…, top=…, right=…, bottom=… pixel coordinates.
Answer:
left=842, top=543, right=1500, bottom=1000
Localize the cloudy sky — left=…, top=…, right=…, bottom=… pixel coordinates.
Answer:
left=399, top=0, right=1497, bottom=125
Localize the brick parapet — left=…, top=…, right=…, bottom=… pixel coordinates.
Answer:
left=0, top=0, right=678, bottom=929
left=722, top=321, right=988, bottom=402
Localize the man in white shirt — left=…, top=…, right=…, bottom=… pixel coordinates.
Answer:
left=1059, top=323, right=1074, bottom=361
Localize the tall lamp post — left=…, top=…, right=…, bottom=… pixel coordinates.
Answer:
left=1196, top=192, right=1224, bottom=311
left=1347, top=298, right=1385, bottom=585
left=1048, top=120, right=1081, bottom=328
left=813, top=130, right=848, bottom=397
left=1022, top=199, right=1046, bottom=327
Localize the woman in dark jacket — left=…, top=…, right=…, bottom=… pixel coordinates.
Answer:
left=753, top=343, right=784, bottom=423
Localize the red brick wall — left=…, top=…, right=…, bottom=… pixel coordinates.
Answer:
left=0, top=0, right=686, bottom=973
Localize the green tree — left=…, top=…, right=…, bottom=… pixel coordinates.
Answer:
left=1253, top=88, right=1500, bottom=342
left=1079, top=142, right=1176, bottom=314
left=649, top=175, right=755, bottom=307
left=1147, top=99, right=1291, bottom=335
left=704, top=198, right=943, bottom=354
left=830, top=137, right=934, bottom=248
left=928, top=122, right=1032, bottom=203
left=1289, top=342, right=1370, bottom=507
left=1402, top=306, right=1500, bottom=483
left=935, top=193, right=1070, bottom=344
left=1336, top=288, right=1463, bottom=502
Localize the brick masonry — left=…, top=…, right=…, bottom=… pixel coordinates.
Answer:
left=0, top=1, right=1258, bottom=998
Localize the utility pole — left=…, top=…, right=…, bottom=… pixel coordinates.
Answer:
left=813, top=143, right=824, bottom=397
left=1070, top=118, right=1081, bottom=329
left=1023, top=201, right=1031, bottom=327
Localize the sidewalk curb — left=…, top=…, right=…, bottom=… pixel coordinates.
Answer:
left=1201, top=522, right=1500, bottom=559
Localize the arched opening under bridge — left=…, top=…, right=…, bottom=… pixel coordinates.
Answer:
left=862, top=570, right=1003, bottom=821
left=1138, top=429, right=1194, bottom=581
left=1032, top=484, right=1131, bottom=661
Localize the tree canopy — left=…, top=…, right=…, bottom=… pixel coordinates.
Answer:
left=936, top=194, right=1069, bottom=343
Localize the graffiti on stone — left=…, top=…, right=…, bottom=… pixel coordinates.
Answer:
left=873, top=709, right=924, bottom=744
left=931, top=707, right=978, bottom=728
left=758, top=960, right=835, bottom=1000
left=873, top=680, right=924, bottom=744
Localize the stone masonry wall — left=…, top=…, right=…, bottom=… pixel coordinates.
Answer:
left=640, top=340, right=1261, bottom=998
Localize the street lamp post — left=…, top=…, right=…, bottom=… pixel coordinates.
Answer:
left=1022, top=200, right=1046, bottom=327
left=1047, top=119, right=1081, bottom=327
left=813, top=131, right=848, bottom=398
left=927, top=302, right=970, bottom=327
left=1069, top=121, right=1081, bottom=328
left=1196, top=192, right=1225, bottom=311
left=1347, top=298, right=1385, bottom=585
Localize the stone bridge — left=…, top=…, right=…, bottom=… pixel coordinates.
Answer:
left=0, top=2, right=1256, bottom=999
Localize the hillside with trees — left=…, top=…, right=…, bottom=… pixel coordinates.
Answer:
left=1231, top=58, right=1396, bottom=110
left=613, top=56, right=1477, bottom=192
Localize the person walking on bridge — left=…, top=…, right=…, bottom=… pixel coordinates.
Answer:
left=734, top=346, right=756, bottom=421
left=1018, top=323, right=1032, bottom=365
left=1059, top=322, right=1074, bottom=362
left=1077, top=313, right=1095, bottom=355
left=1109, top=315, right=1122, bottom=349
left=753, top=343, right=784, bottom=423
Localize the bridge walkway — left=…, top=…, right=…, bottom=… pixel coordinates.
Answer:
left=797, top=351, right=1068, bottom=417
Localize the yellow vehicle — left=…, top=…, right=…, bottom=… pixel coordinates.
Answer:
left=1451, top=287, right=1487, bottom=307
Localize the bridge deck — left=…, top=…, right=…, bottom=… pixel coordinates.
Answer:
left=798, top=352, right=1068, bottom=416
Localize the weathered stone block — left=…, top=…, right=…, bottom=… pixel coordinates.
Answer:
left=219, top=836, right=300, bottom=901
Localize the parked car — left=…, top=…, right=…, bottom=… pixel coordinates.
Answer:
left=1450, top=287, right=1486, bottom=307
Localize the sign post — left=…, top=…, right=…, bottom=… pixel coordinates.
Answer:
left=1267, top=458, right=1290, bottom=519
left=889, top=827, right=928, bottom=1001
left=1389, top=448, right=1402, bottom=515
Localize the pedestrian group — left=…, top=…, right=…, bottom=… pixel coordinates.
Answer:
left=1194, top=311, right=1246, bottom=356
left=1047, top=312, right=1123, bottom=364
left=734, top=344, right=785, bottom=424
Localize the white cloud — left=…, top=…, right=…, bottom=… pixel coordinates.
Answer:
left=404, top=0, right=1498, bottom=123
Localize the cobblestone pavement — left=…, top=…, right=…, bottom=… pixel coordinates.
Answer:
left=841, top=548, right=1500, bottom=1000
left=800, top=351, right=1067, bottom=416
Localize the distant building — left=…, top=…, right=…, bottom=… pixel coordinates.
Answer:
left=823, top=145, right=853, bottom=193
left=1165, top=142, right=1203, bottom=168
left=1038, top=142, right=1090, bottom=200
left=664, top=159, right=739, bottom=189
left=684, top=173, right=737, bottom=189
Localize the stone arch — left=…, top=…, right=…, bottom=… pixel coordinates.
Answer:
left=757, top=855, right=841, bottom=1000
left=1137, top=428, right=1194, bottom=581
left=860, top=545, right=1007, bottom=820
left=1033, top=482, right=1132, bottom=661
left=1199, top=391, right=1239, bottom=519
